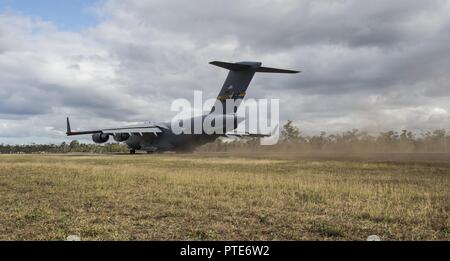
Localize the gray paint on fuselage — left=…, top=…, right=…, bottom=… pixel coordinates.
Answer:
left=125, top=115, right=231, bottom=152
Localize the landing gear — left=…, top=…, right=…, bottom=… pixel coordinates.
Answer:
left=129, top=149, right=136, bottom=154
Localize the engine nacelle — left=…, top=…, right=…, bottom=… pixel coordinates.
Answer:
left=113, top=133, right=130, bottom=142
left=92, top=133, right=109, bottom=144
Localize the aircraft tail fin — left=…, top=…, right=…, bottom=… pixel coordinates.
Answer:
left=209, top=61, right=299, bottom=114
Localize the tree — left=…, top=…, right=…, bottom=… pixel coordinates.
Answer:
left=69, top=140, right=80, bottom=152
left=281, top=120, right=300, bottom=143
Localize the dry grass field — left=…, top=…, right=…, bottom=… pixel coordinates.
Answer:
left=0, top=153, right=448, bottom=241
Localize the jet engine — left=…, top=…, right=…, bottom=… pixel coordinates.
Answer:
left=113, top=133, right=130, bottom=142
left=92, top=133, right=109, bottom=143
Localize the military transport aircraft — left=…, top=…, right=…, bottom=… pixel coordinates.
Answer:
left=66, top=61, right=300, bottom=154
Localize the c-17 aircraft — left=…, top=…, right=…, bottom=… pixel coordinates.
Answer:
left=66, top=61, right=300, bottom=154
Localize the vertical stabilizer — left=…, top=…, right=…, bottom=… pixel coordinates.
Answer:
left=209, top=61, right=300, bottom=114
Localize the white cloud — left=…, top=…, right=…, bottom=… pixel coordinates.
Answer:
left=0, top=0, right=450, bottom=144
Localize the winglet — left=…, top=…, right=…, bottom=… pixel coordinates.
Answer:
left=65, top=117, right=102, bottom=136
left=66, top=117, right=72, bottom=135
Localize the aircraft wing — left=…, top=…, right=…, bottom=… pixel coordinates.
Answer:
left=66, top=117, right=162, bottom=136
left=101, top=125, right=162, bottom=135
left=224, top=131, right=271, bottom=138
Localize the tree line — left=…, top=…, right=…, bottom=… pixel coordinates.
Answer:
left=199, top=120, right=450, bottom=153
left=0, top=121, right=449, bottom=154
left=0, top=140, right=128, bottom=154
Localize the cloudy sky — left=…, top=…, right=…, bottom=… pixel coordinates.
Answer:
left=0, top=0, right=449, bottom=144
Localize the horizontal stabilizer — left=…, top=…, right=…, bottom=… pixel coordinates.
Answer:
left=209, top=61, right=252, bottom=71
left=255, top=66, right=300, bottom=74
left=210, top=61, right=300, bottom=73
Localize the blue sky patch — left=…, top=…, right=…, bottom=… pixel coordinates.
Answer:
left=0, top=0, right=101, bottom=30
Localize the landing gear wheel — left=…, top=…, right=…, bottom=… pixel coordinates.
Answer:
left=130, top=149, right=136, bottom=154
